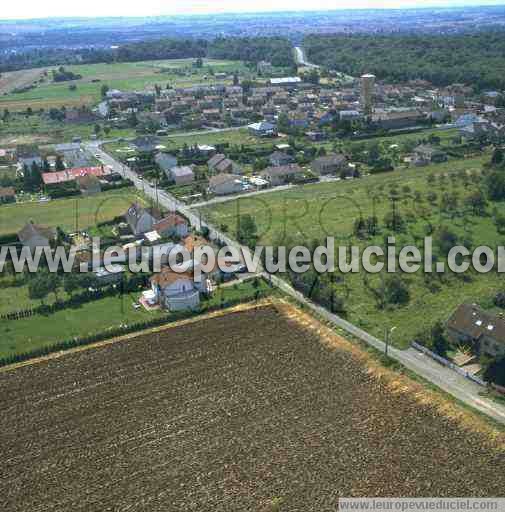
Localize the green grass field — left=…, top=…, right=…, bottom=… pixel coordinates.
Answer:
left=200, top=152, right=505, bottom=347
left=0, top=114, right=135, bottom=146
left=0, top=59, right=249, bottom=111
left=0, top=188, right=146, bottom=235
left=0, top=279, right=271, bottom=360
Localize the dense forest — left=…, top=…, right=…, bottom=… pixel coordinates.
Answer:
left=304, top=31, right=505, bottom=90
left=207, top=37, right=294, bottom=67
left=0, top=37, right=294, bottom=73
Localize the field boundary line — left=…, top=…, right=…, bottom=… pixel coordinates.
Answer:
left=0, top=299, right=274, bottom=373
left=275, top=299, right=505, bottom=440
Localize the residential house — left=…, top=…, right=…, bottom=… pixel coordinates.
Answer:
left=288, top=111, right=310, bottom=129
left=447, top=304, right=505, bottom=358
left=17, top=146, right=43, bottom=170
left=208, top=173, right=244, bottom=195
left=153, top=213, right=189, bottom=238
left=261, top=164, right=304, bottom=186
left=207, top=153, right=227, bottom=173
left=155, top=152, right=178, bottom=178
left=150, top=268, right=205, bottom=311
left=314, top=110, right=335, bottom=127
left=306, top=131, right=325, bottom=142
left=18, top=222, right=56, bottom=250
left=197, top=145, right=216, bottom=156
left=0, top=187, right=16, bottom=203
left=124, top=203, right=163, bottom=235
left=131, top=136, right=161, bottom=153
left=269, top=151, right=294, bottom=167
left=413, top=145, right=448, bottom=166
left=248, top=121, right=277, bottom=137
left=169, top=166, right=195, bottom=186
left=312, top=154, right=349, bottom=175
left=208, top=154, right=242, bottom=175
left=372, top=109, right=425, bottom=130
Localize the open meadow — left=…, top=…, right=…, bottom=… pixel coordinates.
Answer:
left=1, top=303, right=503, bottom=511
left=200, top=152, right=505, bottom=346
left=0, top=58, right=247, bottom=111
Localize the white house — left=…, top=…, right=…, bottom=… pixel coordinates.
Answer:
left=150, top=268, right=207, bottom=311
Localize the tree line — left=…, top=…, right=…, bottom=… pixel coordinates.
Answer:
left=0, top=36, right=294, bottom=73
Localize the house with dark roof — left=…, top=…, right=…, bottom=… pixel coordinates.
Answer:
left=207, top=153, right=227, bottom=173
left=269, top=151, right=294, bottom=167
left=169, top=166, right=195, bottom=186
left=124, top=203, right=163, bottom=236
left=311, top=154, right=348, bottom=175
left=447, top=304, right=505, bottom=358
left=248, top=121, right=277, bottom=137
left=17, top=146, right=43, bottom=169
left=18, top=222, right=56, bottom=250
left=154, top=152, right=178, bottom=177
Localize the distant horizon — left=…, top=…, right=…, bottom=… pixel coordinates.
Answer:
left=2, top=1, right=505, bottom=22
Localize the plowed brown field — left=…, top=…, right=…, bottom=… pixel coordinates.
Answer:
left=1, top=304, right=504, bottom=511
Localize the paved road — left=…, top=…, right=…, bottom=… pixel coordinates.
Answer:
left=293, top=46, right=319, bottom=69
left=90, top=139, right=505, bottom=426
left=188, top=184, right=295, bottom=208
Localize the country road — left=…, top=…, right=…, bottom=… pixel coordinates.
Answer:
left=88, top=138, right=505, bottom=426
left=293, top=46, right=319, bottom=68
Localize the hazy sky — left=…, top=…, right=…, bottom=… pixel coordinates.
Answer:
left=2, top=0, right=504, bottom=20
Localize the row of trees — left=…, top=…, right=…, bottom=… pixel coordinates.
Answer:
left=0, top=36, right=294, bottom=73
